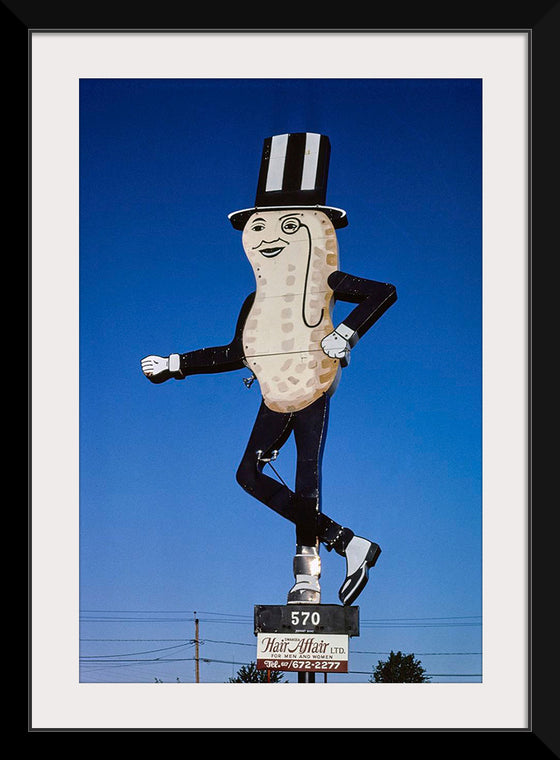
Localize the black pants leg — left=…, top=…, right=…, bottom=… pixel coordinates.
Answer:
left=236, top=395, right=347, bottom=550
left=236, top=400, right=294, bottom=520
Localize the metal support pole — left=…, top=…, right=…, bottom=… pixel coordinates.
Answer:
left=298, top=672, right=315, bottom=683
left=195, top=616, right=200, bottom=683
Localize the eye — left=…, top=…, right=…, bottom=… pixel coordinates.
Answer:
left=281, top=217, right=301, bottom=234
left=251, top=223, right=265, bottom=232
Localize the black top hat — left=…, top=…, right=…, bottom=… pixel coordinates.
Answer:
left=228, top=133, right=348, bottom=230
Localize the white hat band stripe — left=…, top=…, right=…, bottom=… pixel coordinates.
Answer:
left=265, top=133, right=288, bottom=192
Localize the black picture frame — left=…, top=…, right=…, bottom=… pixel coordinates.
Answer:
left=22, top=4, right=549, bottom=746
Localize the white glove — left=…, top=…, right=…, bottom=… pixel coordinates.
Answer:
left=321, top=324, right=355, bottom=367
left=141, top=354, right=170, bottom=378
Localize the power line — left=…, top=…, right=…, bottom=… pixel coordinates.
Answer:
left=80, top=657, right=196, bottom=663
left=80, top=619, right=481, bottom=630
left=81, top=637, right=481, bottom=656
left=424, top=674, right=482, bottom=678
left=81, top=639, right=191, bottom=642
left=362, top=616, right=481, bottom=621
left=353, top=650, right=481, bottom=656
left=78, top=610, right=247, bottom=616
left=360, top=623, right=481, bottom=628
left=80, top=617, right=251, bottom=625
left=82, top=637, right=253, bottom=647
left=351, top=673, right=483, bottom=678
left=80, top=614, right=481, bottom=629
left=82, top=642, right=195, bottom=658
left=80, top=609, right=481, bottom=623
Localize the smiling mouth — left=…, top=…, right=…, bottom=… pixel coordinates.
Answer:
left=258, top=246, right=285, bottom=258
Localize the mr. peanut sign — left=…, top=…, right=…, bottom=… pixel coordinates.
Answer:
left=142, top=133, right=397, bottom=607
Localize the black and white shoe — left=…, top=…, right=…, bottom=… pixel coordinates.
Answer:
left=338, top=536, right=381, bottom=606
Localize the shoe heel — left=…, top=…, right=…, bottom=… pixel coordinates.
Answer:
left=366, top=542, right=381, bottom=567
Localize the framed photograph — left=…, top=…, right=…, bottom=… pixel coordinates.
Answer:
left=27, top=21, right=540, bottom=737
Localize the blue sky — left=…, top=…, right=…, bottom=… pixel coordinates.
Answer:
left=78, top=77, right=482, bottom=684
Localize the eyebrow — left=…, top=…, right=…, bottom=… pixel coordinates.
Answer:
left=251, top=217, right=266, bottom=223
left=279, top=213, right=303, bottom=220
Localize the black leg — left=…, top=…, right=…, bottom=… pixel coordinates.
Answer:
left=236, top=401, right=296, bottom=520
left=237, top=395, right=347, bottom=550
left=292, top=394, right=330, bottom=545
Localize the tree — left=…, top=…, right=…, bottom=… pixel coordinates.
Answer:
left=370, top=650, right=430, bottom=683
left=228, top=662, right=286, bottom=683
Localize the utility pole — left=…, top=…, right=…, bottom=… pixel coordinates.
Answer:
left=194, top=614, right=200, bottom=683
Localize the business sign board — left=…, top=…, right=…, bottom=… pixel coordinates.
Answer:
left=256, top=632, right=349, bottom=673
left=255, top=604, right=359, bottom=636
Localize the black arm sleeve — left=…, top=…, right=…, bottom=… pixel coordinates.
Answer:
left=177, top=292, right=255, bottom=377
left=328, top=271, right=397, bottom=344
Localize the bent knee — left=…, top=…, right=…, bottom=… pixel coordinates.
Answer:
left=236, top=459, right=258, bottom=492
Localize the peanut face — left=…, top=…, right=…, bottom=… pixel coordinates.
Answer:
left=242, top=209, right=341, bottom=413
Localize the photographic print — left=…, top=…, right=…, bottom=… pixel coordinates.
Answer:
left=78, top=75, right=482, bottom=684
left=31, top=32, right=528, bottom=731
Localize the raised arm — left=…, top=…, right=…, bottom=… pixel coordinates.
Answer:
left=141, top=292, right=255, bottom=384
left=320, top=271, right=397, bottom=365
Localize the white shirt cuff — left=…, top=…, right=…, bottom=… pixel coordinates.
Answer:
left=168, top=353, right=181, bottom=373
left=335, top=323, right=357, bottom=344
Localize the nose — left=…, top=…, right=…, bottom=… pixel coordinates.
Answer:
left=255, top=237, right=281, bottom=249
